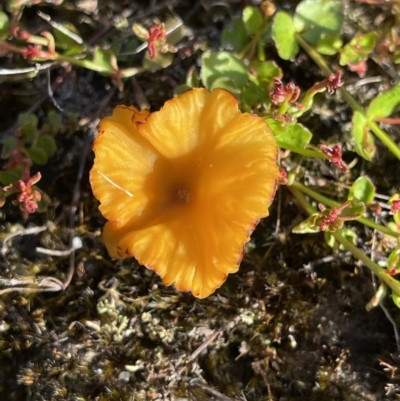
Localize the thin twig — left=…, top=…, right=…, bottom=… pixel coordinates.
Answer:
left=178, top=316, right=241, bottom=375
left=189, top=378, right=237, bottom=401
left=36, top=247, right=75, bottom=257
left=0, top=276, right=64, bottom=296
left=47, top=69, right=64, bottom=113
left=0, top=63, right=56, bottom=75
left=37, top=11, right=85, bottom=45
left=1, top=225, right=47, bottom=255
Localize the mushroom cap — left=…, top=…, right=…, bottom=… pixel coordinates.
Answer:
left=90, top=88, right=279, bottom=298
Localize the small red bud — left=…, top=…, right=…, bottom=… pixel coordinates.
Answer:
left=318, top=143, right=349, bottom=173
left=391, top=200, right=400, bottom=213
left=326, top=73, right=343, bottom=94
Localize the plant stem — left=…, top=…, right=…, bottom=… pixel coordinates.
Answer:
left=295, top=33, right=362, bottom=111
left=289, top=186, right=400, bottom=296
left=276, top=140, right=327, bottom=158
left=295, top=33, right=400, bottom=161
left=290, top=181, right=400, bottom=238
left=238, top=20, right=269, bottom=60
left=368, top=120, right=400, bottom=160
left=56, top=55, right=113, bottom=74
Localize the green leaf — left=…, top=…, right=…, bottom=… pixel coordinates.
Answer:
left=241, top=80, right=265, bottom=111
left=292, top=216, right=320, bottom=234
left=132, top=23, right=149, bottom=41
left=92, top=47, right=118, bottom=74
left=242, top=6, right=264, bottom=35
left=143, top=51, right=173, bottom=72
left=272, top=11, right=299, bottom=60
left=221, top=17, right=251, bottom=53
left=316, top=34, right=343, bottom=55
left=18, top=113, right=38, bottom=143
left=388, top=221, right=400, bottom=234
left=392, top=291, right=400, bottom=309
left=251, top=60, right=282, bottom=82
left=351, top=111, right=375, bottom=161
left=341, top=228, right=357, bottom=246
left=48, top=110, right=62, bottom=133
left=367, top=82, right=400, bottom=121
left=294, top=0, right=344, bottom=45
left=26, top=147, right=48, bottom=165
left=338, top=200, right=365, bottom=220
left=37, top=136, right=57, bottom=157
left=325, top=228, right=357, bottom=250
left=2, top=136, right=19, bottom=156
left=366, top=283, right=387, bottom=311
left=388, top=248, right=400, bottom=272
left=52, top=22, right=85, bottom=55
left=163, top=14, right=185, bottom=46
left=0, top=11, right=9, bottom=40
left=0, top=169, right=21, bottom=185
left=267, top=119, right=312, bottom=150
left=339, top=32, right=376, bottom=65
left=207, top=76, right=241, bottom=96
left=201, top=51, right=248, bottom=95
left=348, top=176, right=375, bottom=205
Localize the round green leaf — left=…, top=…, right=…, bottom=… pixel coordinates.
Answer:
left=26, top=147, right=48, bottom=165
left=201, top=51, right=248, bottom=91
left=294, top=0, right=344, bottom=45
left=37, top=136, right=57, bottom=158
left=2, top=136, right=19, bottom=156
left=251, top=60, right=282, bottom=82
left=48, top=110, right=62, bottom=133
left=272, top=11, right=299, bottom=60
left=221, top=17, right=250, bottom=53
left=242, top=6, right=264, bottom=35
left=0, top=169, right=21, bottom=186
left=267, top=119, right=312, bottom=150
left=208, top=76, right=241, bottom=96
left=241, top=80, right=265, bottom=111
left=18, top=113, right=38, bottom=144
left=367, top=82, right=400, bottom=121
left=348, top=176, right=375, bottom=205
left=340, top=32, right=376, bottom=66
left=316, top=34, right=343, bottom=55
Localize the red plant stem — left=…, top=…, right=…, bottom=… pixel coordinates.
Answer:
left=376, top=117, right=400, bottom=125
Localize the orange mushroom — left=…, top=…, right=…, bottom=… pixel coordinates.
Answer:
left=90, top=88, right=279, bottom=298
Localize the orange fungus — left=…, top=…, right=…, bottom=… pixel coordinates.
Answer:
left=90, top=88, right=279, bottom=298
